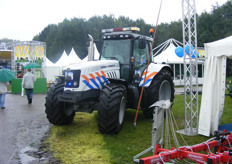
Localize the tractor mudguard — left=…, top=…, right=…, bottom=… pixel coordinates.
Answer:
left=139, top=63, right=173, bottom=87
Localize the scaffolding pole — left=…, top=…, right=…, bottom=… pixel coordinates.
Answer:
left=177, top=0, right=199, bottom=136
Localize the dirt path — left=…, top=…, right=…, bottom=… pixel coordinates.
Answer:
left=0, top=93, right=56, bottom=164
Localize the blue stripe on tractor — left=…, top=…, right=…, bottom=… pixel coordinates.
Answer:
left=96, top=77, right=103, bottom=87
left=90, top=78, right=100, bottom=89
left=83, top=80, right=94, bottom=89
left=101, top=76, right=109, bottom=84
left=139, top=79, right=152, bottom=87
left=144, top=79, right=152, bottom=86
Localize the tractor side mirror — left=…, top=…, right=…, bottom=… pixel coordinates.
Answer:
left=138, top=36, right=146, bottom=49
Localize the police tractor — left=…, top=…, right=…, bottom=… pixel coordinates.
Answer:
left=45, top=27, right=174, bottom=134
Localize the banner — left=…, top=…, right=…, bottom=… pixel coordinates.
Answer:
left=14, top=45, right=29, bottom=62
left=34, top=45, right=45, bottom=62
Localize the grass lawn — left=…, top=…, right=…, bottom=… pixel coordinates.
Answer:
left=227, top=76, right=232, bottom=81
left=46, top=94, right=232, bottom=164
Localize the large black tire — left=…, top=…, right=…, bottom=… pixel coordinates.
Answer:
left=143, top=70, right=175, bottom=118
left=98, top=84, right=127, bottom=134
left=45, top=82, right=75, bottom=125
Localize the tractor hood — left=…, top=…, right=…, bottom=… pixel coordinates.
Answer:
left=63, top=60, right=120, bottom=92
left=63, top=60, right=120, bottom=72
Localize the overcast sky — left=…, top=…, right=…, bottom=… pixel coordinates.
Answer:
left=0, top=0, right=228, bottom=41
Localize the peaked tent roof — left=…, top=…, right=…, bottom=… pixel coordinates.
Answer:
left=68, top=48, right=81, bottom=65
left=55, top=50, right=69, bottom=66
left=153, top=38, right=205, bottom=64
left=44, top=56, right=55, bottom=66
left=154, top=42, right=184, bottom=64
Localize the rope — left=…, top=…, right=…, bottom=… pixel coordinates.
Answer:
left=133, top=0, right=163, bottom=128
left=226, top=136, right=232, bottom=148
left=170, top=110, right=188, bottom=146
left=165, top=108, right=171, bottom=150
left=204, top=142, right=212, bottom=153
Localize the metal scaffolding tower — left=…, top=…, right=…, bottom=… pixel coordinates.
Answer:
left=178, top=0, right=199, bottom=136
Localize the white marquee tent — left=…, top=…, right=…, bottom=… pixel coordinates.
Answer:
left=42, top=56, right=62, bottom=82
left=198, top=36, right=232, bottom=137
left=55, top=50, right=69, bottom=66
left=153, top=39, right=205, bottom=86
left=43, top=49, right=80, bottom=82
left=154, top=40, right=184, bottom=64
left=44, top=56, right=55, bottom=66
left=67, top=48, right=81, bottom=65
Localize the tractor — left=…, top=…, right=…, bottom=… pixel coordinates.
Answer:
left=45, top=27, right=175, bottom=134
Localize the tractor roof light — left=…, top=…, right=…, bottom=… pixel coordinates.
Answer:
left=102, top=27, right=140, bottom=33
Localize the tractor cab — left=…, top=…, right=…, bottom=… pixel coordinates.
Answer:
left=100, top=27, right=153, bottom=85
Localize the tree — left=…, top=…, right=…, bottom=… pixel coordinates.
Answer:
left=32, top=0, right=232, bottom=76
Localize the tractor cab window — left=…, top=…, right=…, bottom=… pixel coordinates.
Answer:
left=101, top=40, right=130, bottom=65
left=101, top=39, right=131, bottom=81
left=133, top=39, right=151, bottom=85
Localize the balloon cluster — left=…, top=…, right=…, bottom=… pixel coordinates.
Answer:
left=175, top=44, right=199, bottom=58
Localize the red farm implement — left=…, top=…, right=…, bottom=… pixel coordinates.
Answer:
left=133, top=100, right=232, bottom=164
left=140, top=130, right=232, bottom=164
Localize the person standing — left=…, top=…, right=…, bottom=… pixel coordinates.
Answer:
left=22, top=68, right=36, bottom=104
left=0, top=81, right=8, bottom=109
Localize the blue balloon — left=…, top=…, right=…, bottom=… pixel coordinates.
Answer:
left=175, top=46, right=184, bottom=58
left=185, top=44, right=199, bottom=58
left=185, top=44, right=194, bottom=55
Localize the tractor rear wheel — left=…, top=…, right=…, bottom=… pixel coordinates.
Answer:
left=98, top=83, right=127, bottom=134
left=143, top=70, right=174, bottom=118
left=45, top=82, right=75, bottom=125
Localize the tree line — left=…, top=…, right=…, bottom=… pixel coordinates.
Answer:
left=2, top=1, right=231, bottom=76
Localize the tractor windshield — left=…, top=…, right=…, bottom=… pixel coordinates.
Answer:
left=101, top=39, right=131, bottom=81
left=101, top=40, right=131, bottom=65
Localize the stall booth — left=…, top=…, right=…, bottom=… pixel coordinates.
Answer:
left=0, top=50, right=12, bottom=69
left=11, top=41, right=47, bottom=94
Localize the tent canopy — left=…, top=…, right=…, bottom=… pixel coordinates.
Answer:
left=154, top=42, right=184, bottom=64
left=55, top=50, right=69, bottom=66
left=205, top=36, right=232, bottom=59
left=43, top=56, right=55, bottom=66
left=198, top=35, right=232, bottom=137
left=153, top=38, right=205, bottom=64
left=68, top=48, right=81, bottom=64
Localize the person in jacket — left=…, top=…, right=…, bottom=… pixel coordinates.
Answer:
left=22, top=68, right=36, bottom=104
left=0, top=82, right=8, bottom=109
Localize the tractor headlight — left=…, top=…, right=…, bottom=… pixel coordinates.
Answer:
left=73, top=81, right=78, bottom=87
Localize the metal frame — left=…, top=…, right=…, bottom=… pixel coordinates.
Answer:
left=177, top=0, right=199, bottom=136
left=133, top=100, right=172, bottom=163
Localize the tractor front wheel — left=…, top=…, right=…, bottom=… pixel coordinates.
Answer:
left=98, top=84, right=127, bottom=134
left=45, top=82, right=75, bottom=125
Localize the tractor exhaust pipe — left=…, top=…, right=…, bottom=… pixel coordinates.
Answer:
left=87, top=34, right=94, bottom=61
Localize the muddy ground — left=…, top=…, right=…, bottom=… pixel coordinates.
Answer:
left=0, top=93, right=59, bottom=164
